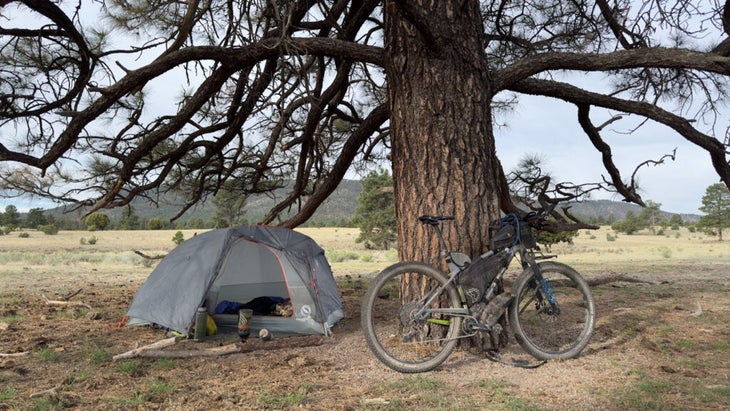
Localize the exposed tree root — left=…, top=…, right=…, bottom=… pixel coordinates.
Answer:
left=586, top=273, right=654, bottom=287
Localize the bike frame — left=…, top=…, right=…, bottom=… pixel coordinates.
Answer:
left=415, top=215, right=558, bottom=329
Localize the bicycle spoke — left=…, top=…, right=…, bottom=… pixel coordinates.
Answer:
left=362, top=262, right=463, bottom=372
left=509, top=262, right=595, bottom=360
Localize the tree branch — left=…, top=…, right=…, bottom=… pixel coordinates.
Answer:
left=508, top=78, right=730, bottom=190
left=493, top=48, right=730, bottom=92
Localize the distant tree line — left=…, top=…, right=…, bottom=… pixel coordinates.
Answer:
left=0, top=205, right=60, bottom=235
left=2, top=182, right=727, bottom=244
left=0, top=196, right=355, bottom=235
left=609, top=201, right=683, bottom=235
left=608, top=184, right=730, bottom=241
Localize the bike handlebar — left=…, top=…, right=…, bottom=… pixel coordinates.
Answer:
left=522, top=202, right=557, bottom=228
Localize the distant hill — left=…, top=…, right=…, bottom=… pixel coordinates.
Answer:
left=565, top=200, right=700, bottom=223
left=42, top=180, right=700, bottom=225
left=45, top=179, right=363, bottom=225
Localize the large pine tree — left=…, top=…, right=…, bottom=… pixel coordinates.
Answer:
left=1, top=0, right=730, bottom=266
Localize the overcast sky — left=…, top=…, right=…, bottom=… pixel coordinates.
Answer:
left=495, top=93, right=721, bottom=215
left=1, top=90, right=720, bottom=215
left=0, top=4, right=723, bottom=216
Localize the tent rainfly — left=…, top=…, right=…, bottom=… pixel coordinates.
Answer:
left=124, top=226, right=344, bottom=336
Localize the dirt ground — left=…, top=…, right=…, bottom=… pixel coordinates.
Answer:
left=1, top=264, right=729, bottom=410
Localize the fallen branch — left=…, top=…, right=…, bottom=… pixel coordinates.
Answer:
left=30, top=387, right=59, bottom=399
left=62, top=288, right=82, bottom=301
left=688, top=302, right=703, bottom=317
left=113, top=337, right=178, bottom=361
left=133, top=250, right=167, bottom=260
left=134, top=343, right=242, bottom=358
left=587, top=273, right=654, bottom=287
left=116, top=335, right=327, bottom=359
left=42, top=295, right=92, bottom=310
left=0, top=351, right=30, bottom=358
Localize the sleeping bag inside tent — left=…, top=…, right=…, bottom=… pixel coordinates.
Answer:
left=124, top=226, right=344, bottom=336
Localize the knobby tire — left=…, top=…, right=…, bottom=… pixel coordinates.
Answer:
left=508, top=261, right=596, bottom=360
left=361, top=262, right=463, bottom=373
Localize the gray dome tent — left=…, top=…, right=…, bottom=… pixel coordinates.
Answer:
left=124, top=226, right=344, bottom=336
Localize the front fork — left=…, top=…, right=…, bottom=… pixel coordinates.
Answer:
left=520, top=250, right=559, bottom=314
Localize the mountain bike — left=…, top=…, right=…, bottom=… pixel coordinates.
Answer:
left=360, top=205, right=596, bottom=373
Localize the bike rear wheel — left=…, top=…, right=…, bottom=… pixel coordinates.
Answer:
left=361, top=261, right=463, bottom=373
left=509, top=261, right=595, bottom=360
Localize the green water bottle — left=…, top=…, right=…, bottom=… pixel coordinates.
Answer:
left=194, top=307, right=207, bottom=342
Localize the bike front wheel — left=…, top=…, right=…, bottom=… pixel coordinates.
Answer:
left=361, top=261, right=464, bottom=373
left=509, top=261, right=596, bottom=360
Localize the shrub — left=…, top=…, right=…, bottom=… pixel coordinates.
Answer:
left=87, top=235, right=98, bottom=245
left=172, top=231, right=184, bottom=245
left=85, top=212, right=110, bottom=231
left=17, top=232, right=29, bottom=238
left=658, top=246, right=672, bottom=259
left=38, top=224, right=59, bottom=235
left=327, top=250, right=359, bottom=262
left=147, top=218, right=165, bottom=230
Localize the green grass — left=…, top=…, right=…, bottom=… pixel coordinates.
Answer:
left=87, top=348, right=112, bottom=364
left=608, top=370, right=730, bottom=410
left=471, top=379, right=541, bottom=411
left=64, top=370, right=92, bottom=386
left=154, top=358, right=178, bottom=370
left=115, top=360, right=145, bottom=376
left=33, top=348, right=62, bottom=362
left=29, top=394, right=74, bottom=411
left=675, top=339, right=697, bottom=350
left=51, top=308, right=90, bottom=319
left=692, top=382, right=730, bottom=405
left=0, top=313, right=23, bottom=324
left=105, top=379, right=177, bottom=407
left=109, top=392, right=146, bottom=408
left=0, top=294, right=18, bottom=304
left=359, top=376, right=542, bottom=411
left=146, top=379, right=177, bottom=402
left=0, top=386, right=16, bottom=403
left=255, top=383, right=316, bottom=409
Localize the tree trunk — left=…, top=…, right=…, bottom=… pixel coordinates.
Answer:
left=384, top=0, right=506, bottom=350
left=385, top=0, right=502, bottom=265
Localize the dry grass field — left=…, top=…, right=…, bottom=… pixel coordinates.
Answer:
left=1, top=226, right=729, bottom=410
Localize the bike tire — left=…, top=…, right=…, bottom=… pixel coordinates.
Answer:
left=508, top=261, right=596, bottom=360
left=361, top=261, right=463, bottom=373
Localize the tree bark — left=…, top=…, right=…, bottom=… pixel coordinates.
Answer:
left=385, top=0, right=503, bottom=265
left=384, top=0, right=507, bottom=350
